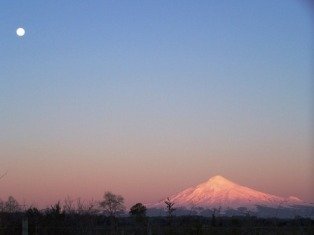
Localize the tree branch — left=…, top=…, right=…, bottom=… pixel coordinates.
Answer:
left=0, top=171, right=7, bottom=180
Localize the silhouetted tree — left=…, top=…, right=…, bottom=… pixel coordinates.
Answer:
left=61, top=196, right=98, bottom=215
left=211, top=212, right=216, bottom=227
left=26, top=206, right=41, bottom=217
left=165, top=197, right=175, bottom=217
left=4, top=196, right=20, bottom=213
left=129, top=203, right=147, bottom=223
left=63, top=196, right=75, bottom=214
left=76, top=198, right=99, bottom=215
left=99, top=191, right=125, bottom=217
left=164, top=197, right=175, bottom=226
left=45, top=201, right=65, bottom=222
left=0, top=199, right=4, bottom=212
left=211, top=207, right=221, bottom=227
left=26, top=206, right=42, bottom=230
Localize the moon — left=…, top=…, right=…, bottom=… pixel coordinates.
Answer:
left=16, top=27, right=25, bottom=37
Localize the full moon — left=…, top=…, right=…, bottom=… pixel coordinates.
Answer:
left=16, top=27, right=25, bottom=37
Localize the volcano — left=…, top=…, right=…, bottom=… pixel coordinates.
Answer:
left=148, top=175, right=312, bottom=217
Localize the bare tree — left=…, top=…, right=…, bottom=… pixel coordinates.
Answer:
left=76, top=198, right=87, bottom=214
left=85, top=199, right=99, bottom=215
left=99, top=191, right=125, bottom=217
left=0, top=172, right=7, bottom=181
left=4, top=196, right=20, bottom=213
left=0, top=173, right=7, bottom=213
left=164, top=197, right=175, bottom=220
left=0, top=199, right=4, bottom=212
left=63, top=196, right=75, bottom=214
left=165, top=197, right=175, bottom=217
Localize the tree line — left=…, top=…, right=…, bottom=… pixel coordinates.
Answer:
left=0, top=192, right=313, bottom=235
left=0, top=192, right=177, bottom=218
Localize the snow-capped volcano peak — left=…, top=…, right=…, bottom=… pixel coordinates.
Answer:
left=149, top=175, right=305, bottom=210
left=203, top=175, right=237, bottom=188
left=206, top=175, right=230, bottom=182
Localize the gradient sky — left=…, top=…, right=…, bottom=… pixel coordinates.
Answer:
left=0, top=0, right=313, bottom=207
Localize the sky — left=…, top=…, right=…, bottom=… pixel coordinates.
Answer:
left=0, top=0, right=313, bottom=207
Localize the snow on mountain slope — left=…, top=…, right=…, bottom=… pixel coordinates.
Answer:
left=149, top=175, right=304, bottom=210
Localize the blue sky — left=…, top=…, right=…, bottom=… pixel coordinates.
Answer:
left=0, top=1, right=313, bottom=205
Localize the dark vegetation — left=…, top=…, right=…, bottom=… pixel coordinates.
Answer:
left=0, top=193, right=313, bottom=235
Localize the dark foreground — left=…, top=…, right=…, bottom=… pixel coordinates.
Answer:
left=0, top=212, right=313, bottom=235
